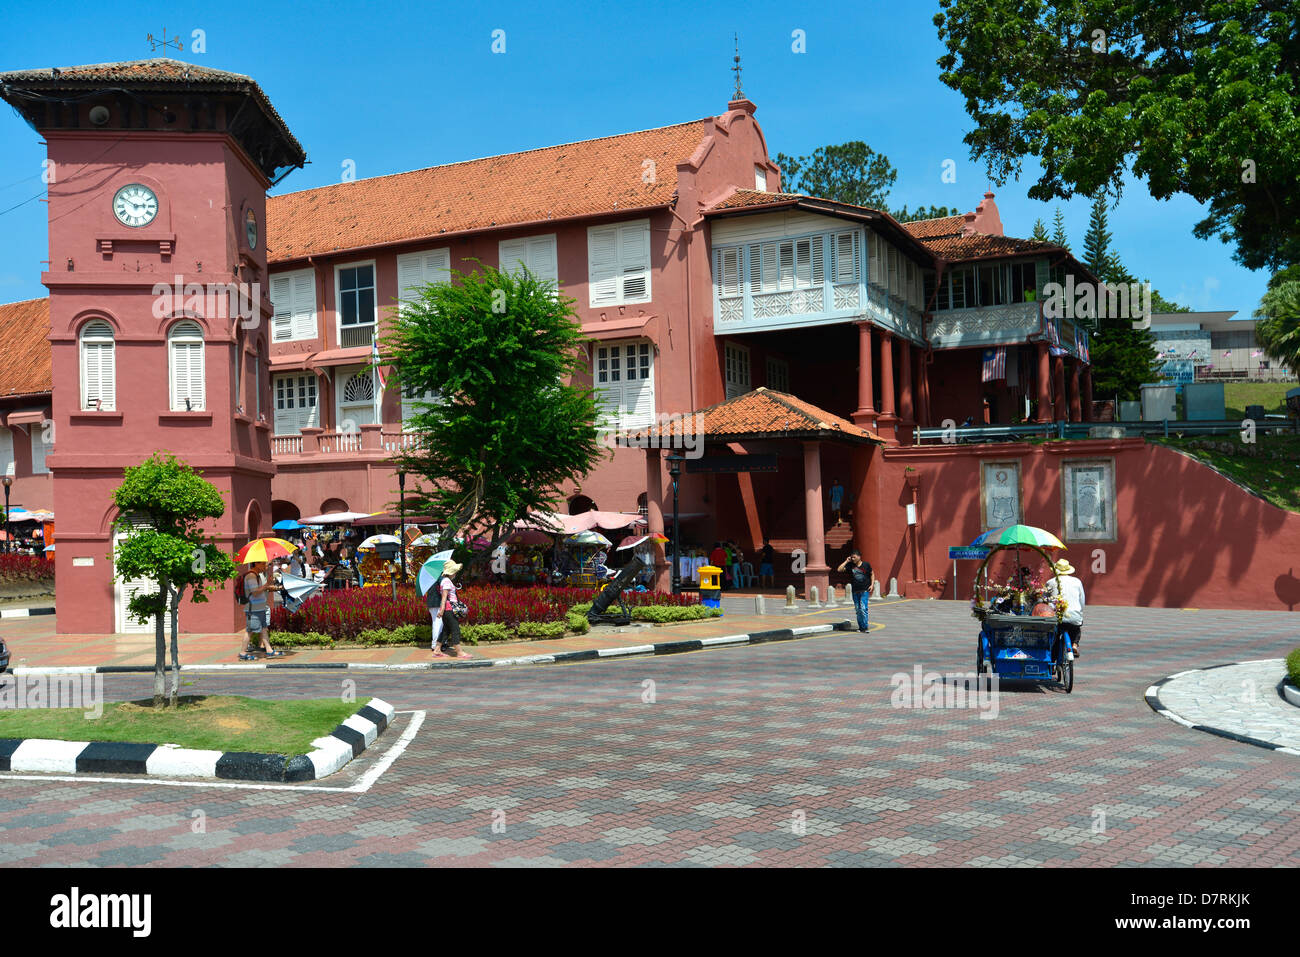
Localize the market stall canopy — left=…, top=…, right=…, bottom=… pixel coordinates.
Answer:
left=566, top=530, right=612, bottom=547
left=518, top=510, right=646, bottom=535
left=271, top=519, right=303, bottom=531
left=616, top=533, right=668, bottom=551
left=300, top=511, right=373, bottom=524
left=352, top=512, right=435, bottom=528
left=509, top=528, right=554, bottom=545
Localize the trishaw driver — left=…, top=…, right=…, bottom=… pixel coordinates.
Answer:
left=1042, top=557, right=1085, bottom=658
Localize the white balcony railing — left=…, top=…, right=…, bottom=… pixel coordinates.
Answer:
left=270, top=435, right=302, bottom=455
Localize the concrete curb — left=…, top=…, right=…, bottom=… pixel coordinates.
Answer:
left=0, top=606, right=56, bottom=619
left=1144, top=668, right=1300, bottom=757
left=0, top=697, right=396, bottom=781
left=1281, top=677, right=1300, bottom=710
left=9, top=621, right=858, bottom=675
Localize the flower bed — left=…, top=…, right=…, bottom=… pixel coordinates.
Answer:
left=0, top=555, right=54, bottom=587
left=269, top=583, right=697, bottom=641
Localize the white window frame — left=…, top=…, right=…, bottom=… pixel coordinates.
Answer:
left=0, top=427, right=13, bottom=479
left=334, top=260, right=378, bottom=344
left=79, top=320, right=116, bottom=411
left=593, top=339, right=655, bottom=430
left=335, top=365, right=378, bottom=431
left=396, top=247, right=451, bottom=309
left=167, top=320, right=206, bottom=411
left=269, top=267, right=318, bottom=343
left=499, top=234, right=558, bottom=291
left=273, top=372, right=319, bottom=436
left=587, top=220, right=651, bottom=307
left=725, top=342, right=751, bottom=399
left=766, top=356, right=790, bottom=394
left=755, top=165, right=768, bottom=191
left=29, top=427, right=49, bottom=475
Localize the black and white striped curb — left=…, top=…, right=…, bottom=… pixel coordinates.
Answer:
left=0, top=698, right=395, bottom=781
left=10, top=621, right=858, bottom=675
left=1145, top=668, right=1300, bottom=756
left=0, top=606, right=55, bottom=619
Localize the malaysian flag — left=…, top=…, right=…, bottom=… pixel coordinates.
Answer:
left=981, top=346, right=1006, bottom=382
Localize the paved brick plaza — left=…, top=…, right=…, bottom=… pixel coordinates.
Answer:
left=0, top=599, right=1296, bottom=866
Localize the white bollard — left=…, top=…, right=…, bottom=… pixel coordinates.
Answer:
left=783, top=585, right=797, bottom=613
left=826, top=585, right=838, bottom=607
left=870, top=579, right=882, bottom=600
left=887, top=576, right=901, bottom=599
left=754, top=594, right=765, bottom=615
left=809, top=586, right=821, bottom=608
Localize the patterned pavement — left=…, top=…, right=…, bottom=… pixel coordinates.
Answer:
left=0, top=600, right=1297, bottom=867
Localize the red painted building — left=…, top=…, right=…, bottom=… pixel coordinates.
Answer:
left=0, top=57, right=1294, bottom=632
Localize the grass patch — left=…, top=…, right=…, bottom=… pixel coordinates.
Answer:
left=1223, top=381, right=1297, bottom=420
left=0, top=694, right=369, bottom=756
left=1153, top=433, right=1300, bottom=512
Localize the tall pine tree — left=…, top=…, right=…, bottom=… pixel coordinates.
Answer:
left=1050, top=207, right=1068, bottom=248
left=1082, top=194, right=1115, bottom=281
left=1031, top=218, right=1049, bottom=241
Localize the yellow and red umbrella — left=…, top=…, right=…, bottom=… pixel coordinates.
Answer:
left=234, top=537, right=297, bottom=564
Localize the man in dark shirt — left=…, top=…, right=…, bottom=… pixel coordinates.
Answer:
left=836, top=549, right=875, bottom=633
left=759, top=541, right=775, bottom=588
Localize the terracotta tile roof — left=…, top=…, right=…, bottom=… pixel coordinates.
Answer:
left=266, top=119, right=712, bottom=263
left=706, top=189, right=806, bottom=211
left=0, top=58, right=304, bottom=174
left=918, top=232, right=1061, bottom=262
left=0, top=298, right=51, bottom=398
left=901, top=215, right=966, bottom=239
left=622, top=388, right=882, bottom=446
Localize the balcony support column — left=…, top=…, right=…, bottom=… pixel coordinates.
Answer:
left=898, top=339, right=915, bottom=445
left=1082, top=366, right=1095, bottom=422
left=1052, top=355, right=1068, bottom=422
left=1068, top=360, right=1082, bottom=422
left=802, top=440, right=830, bottom=600
left=1035, top=343, right=1052, bottom=424
left=852, top=321, right=877, bottom=430
left=878, top=331, right=899, bottom=446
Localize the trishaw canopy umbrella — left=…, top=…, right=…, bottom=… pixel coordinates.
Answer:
left=970, top=525, right=1065, bottom=550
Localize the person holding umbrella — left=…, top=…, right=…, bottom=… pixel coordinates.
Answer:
left=430, top=559, right=471, bottom=659
left=234, top=538, right=294, bottom=660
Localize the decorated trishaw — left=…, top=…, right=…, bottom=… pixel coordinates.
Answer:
left=969, top=525, right=1075, bottom=693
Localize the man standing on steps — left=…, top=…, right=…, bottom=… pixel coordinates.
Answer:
left=829, top=477, right=846, bottom=525
left=837, top=550, right=875, bottom=633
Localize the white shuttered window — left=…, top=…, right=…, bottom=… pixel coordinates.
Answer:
left=273, top=374, right=318, bottom=435
left=30, top=429, right=48, bottom=475
left=80, top=320, right=116, bottom=411
left=725, top=343, right=751, bottom=399
left=269, top=269, right=318, bottom=342
left=588, top=220, right=651, bottom=307
left=594, top=340, right=654, bottom=430
left=0, top=428, right=12, bottom=478
left=168, top=321, right=206, bottom=411
left=396, top=248, right=451, bottom=307
left=499, top=234, right=558, bottom=290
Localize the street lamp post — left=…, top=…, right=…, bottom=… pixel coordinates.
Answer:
left=666, top=454, right=683, bottom=594
left=1, top=476, right=11, bottom=555
left=398, top=470, right=407, bottom=583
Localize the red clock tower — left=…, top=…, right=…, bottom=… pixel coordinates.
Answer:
left=0, top=59, right=305, bottom=634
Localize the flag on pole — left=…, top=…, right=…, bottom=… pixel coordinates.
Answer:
left=981, top=346, right=1006, bottom=382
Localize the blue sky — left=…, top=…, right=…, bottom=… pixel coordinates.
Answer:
left=0, top=0, right=1267, bottom=316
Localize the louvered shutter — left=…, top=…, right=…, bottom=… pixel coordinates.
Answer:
left=297, top=375, right=318, bottom=432
left=397, top=254, right=425, bottom=306
left=717, top=247, right=740, bottom=297
left=622, top=343, right=654, bottom=428
left=274, top=375, right=293, bottom=435
left=869, top=232, right=882, bottom=285
left=0, top=428, right=12, bottom=478
left=270, top=274, right=294, bottom=341
left=588, top=227, right=620, bottom=306
left=82, top=324, right=115, bottom=411
left=291, top=271, right=316, bottom=339
left=29, top=429, right=48, bottom=475
left=527, top=236, right=557, bottom=287
left=499, top=238, right=527, bottom=276
left=619, top=223, right=649, bottom=301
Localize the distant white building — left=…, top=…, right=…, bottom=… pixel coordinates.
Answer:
left=1149, top=311, right=1292, bottom=382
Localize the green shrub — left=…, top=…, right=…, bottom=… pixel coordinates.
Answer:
left=461, top=623, right=511, bottom=645
left=272, top=631, right=335, bottom=647
left=569, top=602, right=592, bottom=615
left=630, top=605, right=722, bottom=623
left=357, top=628, right=394, bottom=647
left=565, top=611, right=590, bottom=634
left=1287, top=648, right=1300, bottom=684
left=517, top=620, right=566, bottom=640
left=391, top=623, right=432, bottom=645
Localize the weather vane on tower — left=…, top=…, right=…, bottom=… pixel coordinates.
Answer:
left=732, top=33, right=743, bottom=100
left=146, top=28, right=184, bottom=53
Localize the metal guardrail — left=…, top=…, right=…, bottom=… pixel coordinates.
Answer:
left=915, top=417, right=1296, bottom=445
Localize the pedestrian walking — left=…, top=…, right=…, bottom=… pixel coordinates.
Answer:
left=836, top=549, right=874, bottom=633
left=1042, top=557, right=1085, bottom=658
left=238, top=561, right=283, bottom=660
left=431, top=559, right=471, bottom=659
left=728, top=540, right=744, bottom=590
left=759, top=540, right=775, bottom=588
left=829, top=478, right=846, bottom=525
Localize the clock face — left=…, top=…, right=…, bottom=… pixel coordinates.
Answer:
left=112, top=184, right=158, bottom=228
left=245, top=208, right=258, bottom=249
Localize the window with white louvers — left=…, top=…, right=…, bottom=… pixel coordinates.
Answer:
left=396, top=248, right=451, bottom=307
left=30, top=429, right=48, bottom=475
left=766, top=357, right=790, bottom=394
left=715, top=247, right=742, bottom=299
left=0, top=428, right=13, bottom=478
left=746, top=236, right=825, bottom=294
left=499, top=234, right=558, bottom=290
left=833, top=231, right=860, bottom=284
left=269, top=269, right=318, bottom=342
left=168, top=320, right=205, bottom=411
left=588, top=221, right=651, bottom=307
left=401, top=380, right=440, bottom=424
left=725, top=343, right=751, bottom=399
left=594, top=340, right=654, bottom=430
left=755, top=166, right=768, bottom=191
left=868, top=231, right=883, bottom=286
left=80, top=320, right=116, bottom=411
left=273, top=374, right=319, bottom=435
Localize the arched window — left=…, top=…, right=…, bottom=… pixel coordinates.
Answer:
left=80, top=320, right=116, bottom=411
left=168, top=320, right=205, bottom=411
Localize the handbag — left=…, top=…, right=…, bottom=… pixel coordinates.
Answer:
left=441, top=576, right=468, bottom=617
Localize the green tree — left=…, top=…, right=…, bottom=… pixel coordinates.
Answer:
left=892, top=204, right=959, bottom=223
left=1050, top=207, right=1068, bottom=249
left=776, top=142, right=898, bottom=208
left=1030, top=218, right=1049, bottom=241
left=1081, top=194, right=1114, bottom=281
left=382, top=264, right=602, bottom=561
left=934, top=0, right=1300, bottom=270
left=1254, top=278, right=1300, bottom=375
left=111, top=454, right=237, bottom=707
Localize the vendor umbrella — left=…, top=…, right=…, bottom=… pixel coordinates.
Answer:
left=272, top=519, right=303, bottom=531
left=233, top=537, right=296, bottom=564
left=358, top=534, right=401, bottom=551
left=566, top=530, right=611, bottom=547
left=417, top=550, right=456, bottom=596
left=971, top=525, right=1065, bottom=550
left=616, top=533, right=668, bottom=551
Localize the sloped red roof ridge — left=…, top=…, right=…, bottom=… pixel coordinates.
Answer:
left=266, top=118, right=713, bottom=263
left=0, top=298, right=52, bottom=397
left=901, top=214, right=966, bottom=239
left=619, top=388, right=883, bottom=446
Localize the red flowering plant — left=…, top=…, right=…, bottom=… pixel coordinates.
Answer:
left=0, top=555, right=55, bottom=586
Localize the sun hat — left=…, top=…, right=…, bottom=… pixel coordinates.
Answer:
left=1053, top=558, right=1076, bottom=575
left=442, top=559, right=463, bottom=577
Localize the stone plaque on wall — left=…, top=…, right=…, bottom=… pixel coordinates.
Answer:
left=980, top=461, right=1022, bottom=529
left=1062, top=458, right=1116, bottom=542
